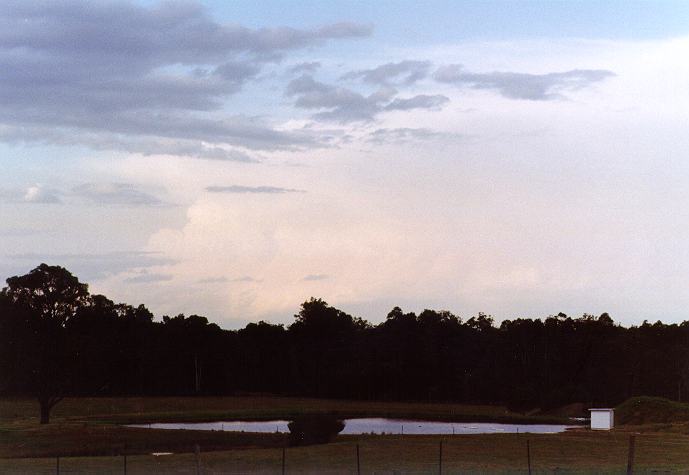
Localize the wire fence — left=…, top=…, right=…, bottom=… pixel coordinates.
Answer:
left=0, top=433, right=683, bottom=474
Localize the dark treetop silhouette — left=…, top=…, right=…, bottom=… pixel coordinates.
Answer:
left=2, top=264, right=689, bottom=423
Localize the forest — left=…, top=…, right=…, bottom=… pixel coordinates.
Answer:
left=2, top=264, right=688, bottom=423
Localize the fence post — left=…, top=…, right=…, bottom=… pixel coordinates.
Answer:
left=356, top=443, right=361, bottom=475
left=527, top=439, right=532, bottom=475
left=123, top=443, right=127, bottom=475
left=626, top=435, right=636, bottom=475
left=56, top=456, right=60, bottom=475
left=195, top=443, right=201, bottom=475
left=282, top=447, right=286, bottom=475
left=439, top=440, right=443, bottom=475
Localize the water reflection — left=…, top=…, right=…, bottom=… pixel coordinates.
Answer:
left=130, top=418, right=574, bottom=435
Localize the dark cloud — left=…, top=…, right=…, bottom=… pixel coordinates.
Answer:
left=303, top=274, right=328, bottom=281
left=6, top=251, right=177, bottom=281
left=434, top=65, right=615, bottom=100
left=384, top=94, right=449, bottom=111
left=72, top=183, right=165, bottom=206
left=0, top=1, right=371, bottom=153
left=206, top=185, right=305, bottom=194
left=286, top=75, right=447, bottom=123
left=342, top=60, right=432, bottom=86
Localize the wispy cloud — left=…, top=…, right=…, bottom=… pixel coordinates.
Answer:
left=342, top=60, right=432, bottom=86
left=289, top=61, right=322, bottom=74
left=72, top=183, right=166, bottom=206
left=197, top=276, right=229, bottom=284
left=206, top=185, right=305, bottom=194
left=303, top=274, right=329, bottom=281
left=7, top=251, right=176, bottom=281
left=434, top=65, right=615, bottom=100
left=384, top=94, right=449, bottom=111
left=22, top=184, right=62, bottom=204
left=124, top=272, right=174, bottom=284
left=286, top=74, right=448, bottom=122
left=367, top=128, right=464, bottom=144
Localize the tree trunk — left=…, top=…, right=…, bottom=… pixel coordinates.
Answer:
left=40, top=401, right=50, bottom=424
left=38, top=396, right=62, bottom=424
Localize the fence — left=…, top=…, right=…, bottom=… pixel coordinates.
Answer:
left=0, top=433, right=681, bottom=474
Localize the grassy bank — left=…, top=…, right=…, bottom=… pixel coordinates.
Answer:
left=0, top=396, right=570, bottom=426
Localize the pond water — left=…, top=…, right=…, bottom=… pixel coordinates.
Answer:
left=129, top=418, right=574, bottom=435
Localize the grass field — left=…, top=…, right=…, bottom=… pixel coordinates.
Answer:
left=2, top=396, right=689, bottom=473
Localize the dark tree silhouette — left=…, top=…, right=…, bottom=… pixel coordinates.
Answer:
left=4, top=264, right=689, bottom=415
left=1, top=264, right=89, bottom=423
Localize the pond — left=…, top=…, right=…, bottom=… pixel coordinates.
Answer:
left=129, top=418, right=574, bottom=435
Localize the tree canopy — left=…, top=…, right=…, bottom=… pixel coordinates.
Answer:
left=3, top=264, right=689, bottom=422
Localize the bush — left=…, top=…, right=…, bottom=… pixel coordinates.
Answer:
left=287, top=414, right=345, bottom=446
left=616, top=396, right=689, bottom=425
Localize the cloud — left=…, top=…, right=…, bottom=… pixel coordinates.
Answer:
left=22, top=184, right=62, bottom=204
left=384, top=94, right=449, bottom=111
left=72, top=183, right=166, bottom=206
left=124, top=272, right=174, bottom=284
left=6, top=251, right=176, bottom=281
left=197, top=276, right=229, bottom=284
left=289, top=62, right=322, bottom=74
left=206, top=185, right=305, bottom=194
left=342, top=60, right=432, bottom=85
left=366, top=128, right=463, bottom=144
left=434, top=65, right=615, bottom=100
left=302, top=274, right=329, bottom=281
left=0, top=1, right=371, bottom=153
left=286, top=75, right=447, bottom=122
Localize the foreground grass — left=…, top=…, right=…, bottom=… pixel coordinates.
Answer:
left=2, top=431, right=689, bottom=473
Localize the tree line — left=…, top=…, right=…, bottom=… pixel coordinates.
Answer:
left=2, top=264, right=688, bottom=423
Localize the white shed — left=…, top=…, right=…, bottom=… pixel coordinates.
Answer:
left=589, top=408, right=614, bottom=430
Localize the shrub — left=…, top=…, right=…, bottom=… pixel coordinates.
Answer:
left=287, top=414, right=345, bottom=446
left=616, top=396, right=689, bottom=425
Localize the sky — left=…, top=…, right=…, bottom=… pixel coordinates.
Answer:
left=1, top=0, right=689, bottom=328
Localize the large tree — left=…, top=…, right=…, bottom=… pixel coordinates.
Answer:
left=1, top=264, right=90, bottom=423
